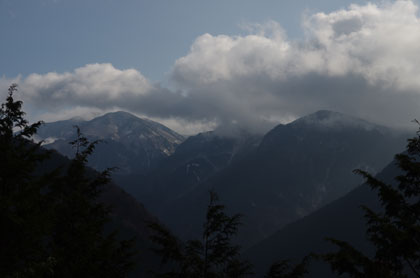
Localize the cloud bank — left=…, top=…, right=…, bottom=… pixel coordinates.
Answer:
left=171, top=0, right=420, bottom=131
left=22, top=63, right=152, bottom=109
left=3, top=1, right=420, bottom=134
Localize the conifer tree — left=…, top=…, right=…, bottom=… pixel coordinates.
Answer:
left=0, top=84, right=135, bottom=277
left=149, top=190, right=253, bottom=278
left=0, top=84, right=54, bottom=277
left=47, top=126, right=135, bottom=277
left=323, top=121, right=420, bottom=277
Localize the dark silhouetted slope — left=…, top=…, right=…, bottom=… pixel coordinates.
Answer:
left=244, top=160, right=400, bottom=277
left=159, top=111, right=407, bottom=248
left=140, top=130, right=261, bottom=212
left=39, top=148, right=160, bottom=277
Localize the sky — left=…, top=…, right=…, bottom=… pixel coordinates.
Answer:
left=1, top=0, right=420, bottom=134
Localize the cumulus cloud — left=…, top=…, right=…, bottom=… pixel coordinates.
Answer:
left=174, top=1, right=420, bottom=89
left=0, top=63, right=217, bottom=134
left=171, top=0, right=420, bottom=131
left=20, top=63, right=152, bottom=109
left=3, top=1, right=420, bottom=134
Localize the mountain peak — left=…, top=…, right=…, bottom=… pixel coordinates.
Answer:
left=95, top=111, right=141, bottom=122
left=290, top=110, right=383, bottom=131
left=305, top=110, right=341, bottom=119
left=37, top=111, right=185, bottom=176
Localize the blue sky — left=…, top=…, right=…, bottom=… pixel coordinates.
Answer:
left=1, top=0, right=420, bottom=134
left=1, top=0, right=368, bottom=81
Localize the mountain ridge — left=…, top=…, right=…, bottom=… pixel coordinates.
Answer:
left=36, top=111, right=185, bottom=195
left=156, top=110, right=408, bottom=248
left=244, top=159, right=401, bottom=277
left=290, top=110, right=389, bottom=132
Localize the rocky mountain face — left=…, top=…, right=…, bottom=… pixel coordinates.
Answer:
left=157, top=111, right=408, bottom=247
left=139, top=130, right=262, bottom=213
left=36, top=111, right=184, bottom=195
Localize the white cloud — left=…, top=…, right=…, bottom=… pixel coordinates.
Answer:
left=174, top=1, right=420, bottom=91
left=36, top=106, right=114, bottom=123
left=169, top=1, right=420, bottom=130
left=304, top=1, right=420, bottom=90
left=146, top=117, right=218, bottom=136
left=3, top=1, right=420, bottom=134
left=21, top=63, right=153, bottom=108
left=172, top=21, right=292, bottom=87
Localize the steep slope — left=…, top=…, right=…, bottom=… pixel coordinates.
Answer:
left=139, top=130, right=261, bottom=212
left=159, top=111, right=408, bottom=247
left=256, top=110, right=402, bottom=206
left=36, top=111, right=184, bottom=194
left=244, top=160, right=400, bottom=277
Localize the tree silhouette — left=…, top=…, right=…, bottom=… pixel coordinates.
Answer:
left=47, top=126, right=135, bottom=277
left=265, top=257, right=310, bottom=278
left=149, top=190, right=253, bottom=278
left=0, top=84, right=135, bottom=277
left=323, top=121, right=420, bottom=277
left=0, top=84, right=54, bottom=276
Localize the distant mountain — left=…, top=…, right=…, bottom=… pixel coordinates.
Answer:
left=244, top=160, right=400, bottom=277
left=256, top=110, right=403, bottom=205
left=158, top=110, right=408, bottom=247
left=139, top=130, right=261, bottom=212
left=36, top=111, right=184, bottom=194
left=290, top=110, right=386, bottom=131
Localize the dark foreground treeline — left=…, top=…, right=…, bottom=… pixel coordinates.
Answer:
left=1, top=84, right=135, bottom=277
left=1, top=84, right=419, bottom=278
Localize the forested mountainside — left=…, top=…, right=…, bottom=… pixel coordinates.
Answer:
left=139, top=130, right=262, bottom=212
left=156, top=111, right=408, bottom=248
left=244, top=160, right=400, bottom=277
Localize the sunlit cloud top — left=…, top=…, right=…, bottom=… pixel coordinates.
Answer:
left=2, top=1, right=420, bottom=134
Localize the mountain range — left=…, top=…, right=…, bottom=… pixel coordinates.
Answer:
left=37, top=109, right=411, bottom=273
left=139, top=129, right=262, bottom=212
left=156, top=110, right=408, bottom=247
